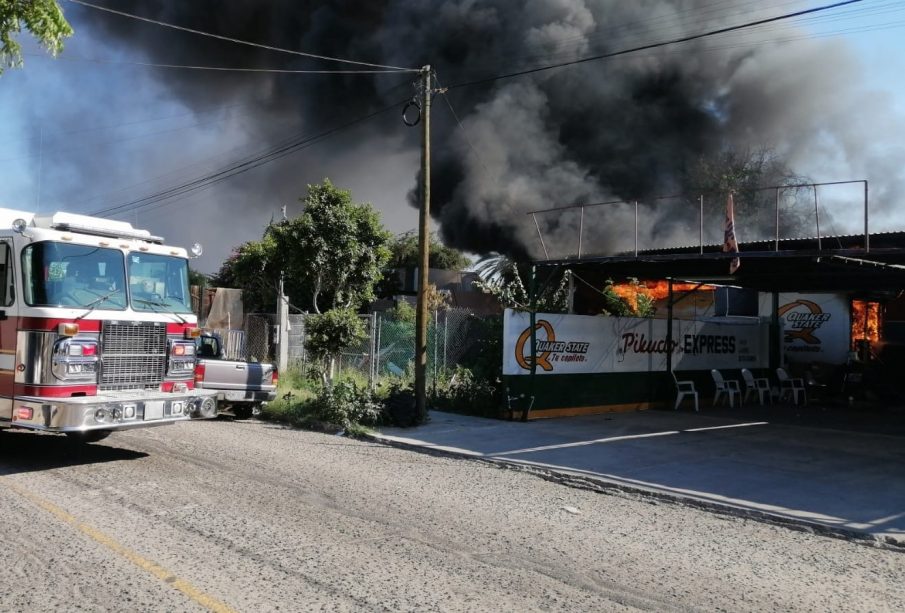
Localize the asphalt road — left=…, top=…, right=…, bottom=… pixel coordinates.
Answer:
left=0, top=419, right=902, bottom=612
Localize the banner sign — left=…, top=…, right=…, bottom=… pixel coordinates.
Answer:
left=771, top=293, right=850, bottom=365
left=503, top=310, right=768, bottom=376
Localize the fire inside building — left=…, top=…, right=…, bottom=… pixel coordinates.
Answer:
left=503, top=230, right=905, bottom=418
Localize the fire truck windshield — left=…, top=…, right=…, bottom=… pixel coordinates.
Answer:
left=22, top=242, right=128, bottom=309
left=128, top=252, right=192, bottom=314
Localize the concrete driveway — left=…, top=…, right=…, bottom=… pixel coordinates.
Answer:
left=376, top=406, right=905, bottom=546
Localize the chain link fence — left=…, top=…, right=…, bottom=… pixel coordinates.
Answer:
left=278, top=308, right=492, bottom=387
left=204, top=309, right=495, bottom=383
left=207, top=314, right=274, bottom=363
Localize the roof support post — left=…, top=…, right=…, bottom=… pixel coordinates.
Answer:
left=532, top=213, right=549, bottom=260
left=699, top=195, right=704, bottom=255
left=634, top=201, right=639, bottom=258
left=864, top=180, right=870, bottom=253
left=814, top=185, right=822, bottom=252
left=578, top=206, right=584, bottom=259
left=775, top=188, right=780, bottom=252
left=666, top=278, right=674, bottom=376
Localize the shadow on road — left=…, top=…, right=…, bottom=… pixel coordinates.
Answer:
left=0, top=431, right=147, bottom=475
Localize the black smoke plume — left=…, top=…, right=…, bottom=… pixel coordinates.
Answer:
left=68, top=1, right=904, bottom=261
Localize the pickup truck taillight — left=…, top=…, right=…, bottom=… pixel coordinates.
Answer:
left=271, top=368, right=278, bottom=387
left=194, top=363, right=205, bottom=385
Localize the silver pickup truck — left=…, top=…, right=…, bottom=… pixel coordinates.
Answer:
left=194, top=333, right=278, bottom=419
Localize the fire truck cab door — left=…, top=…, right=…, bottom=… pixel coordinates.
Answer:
left=0, top=238, right=17, bottom=422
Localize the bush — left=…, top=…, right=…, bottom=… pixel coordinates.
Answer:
left=305, top=308, right=368, bottom=382
left=431, top=366, right=502, bottom=418
left=309, top=380, right=382, bottom=429
left=381, top=380, right=418, bottom=427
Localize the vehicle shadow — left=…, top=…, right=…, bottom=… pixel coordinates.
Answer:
left=0, top=431, right=147, bottom=475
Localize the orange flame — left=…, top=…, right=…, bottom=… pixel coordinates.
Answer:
left=851, top=300, right=881, bottom=344
left=608, top=280, right=716, bottom=314
left=610, top=280, right=715, bottom=307
left=641, top=280, right=715, bottom=301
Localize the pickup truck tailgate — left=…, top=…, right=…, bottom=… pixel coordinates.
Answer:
left=198, top=361, right=276, bottom=393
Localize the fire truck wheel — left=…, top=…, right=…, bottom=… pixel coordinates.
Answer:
left=65, top=430, right=113, bottom=444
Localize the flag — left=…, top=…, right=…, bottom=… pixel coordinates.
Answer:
left=723, top=192, right=740, bottom=274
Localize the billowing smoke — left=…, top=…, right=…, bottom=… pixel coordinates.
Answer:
left=43, top=1, right=905, bottom=262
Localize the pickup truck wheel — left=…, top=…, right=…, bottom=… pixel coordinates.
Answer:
left=232, top=405, right=254, bottom=420
left=65, top=430, right=112, bottom=444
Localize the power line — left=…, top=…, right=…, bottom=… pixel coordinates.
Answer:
left=64, top=0, right=419, bottom=73
left=447, top=0, right=863, bottom=90
left=22, top=51, right=415, bottom=74
left=91, top=99, right=406, bottom=218
left=75, top=78, right=414, bottom=211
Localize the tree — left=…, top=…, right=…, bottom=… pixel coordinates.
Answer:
left=213, top=180, right=392, bottom=315
left=680, top=147, right=812, bottom=240
left=212, top=236, right=279, bottom=313
left=1, top=0, right=72, bottom=73
left=273, top=180, right=392, bottom=314
left=377, top=231, right=470, bottom=299
left=304, top=307, right=367, bottom=385
left=387, top=231, right=470, bottom=270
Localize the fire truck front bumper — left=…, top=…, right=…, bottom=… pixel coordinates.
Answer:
left=9, top=389, right=219, bottom=433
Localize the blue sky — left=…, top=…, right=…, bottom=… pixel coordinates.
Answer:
left=2, top=1, right=905, bottom=271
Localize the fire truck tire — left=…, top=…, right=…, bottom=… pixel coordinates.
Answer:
left=65, top=430, right=113, bottom=444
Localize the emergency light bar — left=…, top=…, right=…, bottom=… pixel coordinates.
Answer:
left=33, top=212, right=164, bottom=243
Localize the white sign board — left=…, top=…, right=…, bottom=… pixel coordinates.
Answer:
left=503, top=310, right=768, bottom=376
left=765, top=293, right=851, bottom=365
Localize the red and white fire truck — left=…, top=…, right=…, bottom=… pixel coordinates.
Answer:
left=0, top=208, right=217, bottom=442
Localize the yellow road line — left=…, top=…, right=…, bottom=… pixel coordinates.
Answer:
left=2, top=479, right=238, bottom=613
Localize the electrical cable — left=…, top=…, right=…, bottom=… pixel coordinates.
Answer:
left=64, top=0, right=419, bottom=72
left=77, top=79, right=411, bottom=213
left=21, top=51, right=415, bottom=73
left=446, top=0, right=863, bottom=90
left=91, top=98, right=407, bottom=218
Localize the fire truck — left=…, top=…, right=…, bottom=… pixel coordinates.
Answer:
left=0, top=208, right=217, bottom=442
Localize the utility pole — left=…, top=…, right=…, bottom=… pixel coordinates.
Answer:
left=414, top=65, right=432, bottom=422
left=276, top=205, right=289, bottom=374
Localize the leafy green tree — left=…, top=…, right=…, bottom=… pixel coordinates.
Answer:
left=273, top=180, right=391, bottom=314
left=377, top=231, right=470, bottom=298
left=212, top=236, right=279, bottom=312
left=1, top=0, right=72, bottom=73
left=304, top=308, right=367, bottom=385
left=214, top=180, right=391, bottom=315
left=387, top=231, right=470, bottom=270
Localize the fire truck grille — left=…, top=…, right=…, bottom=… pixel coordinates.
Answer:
left=99, top=321, right=167, bottom=391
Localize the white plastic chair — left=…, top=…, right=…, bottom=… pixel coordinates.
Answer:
left=711, top=369, right=741, bottom=408
left=741, top=368, right=771, bottom=406
left=776, top=368, right=807, bottom=405
left=671, top=371, right=699, bottom=412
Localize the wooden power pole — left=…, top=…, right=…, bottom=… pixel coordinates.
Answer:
left=415, top=64, right=432, bottom=422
